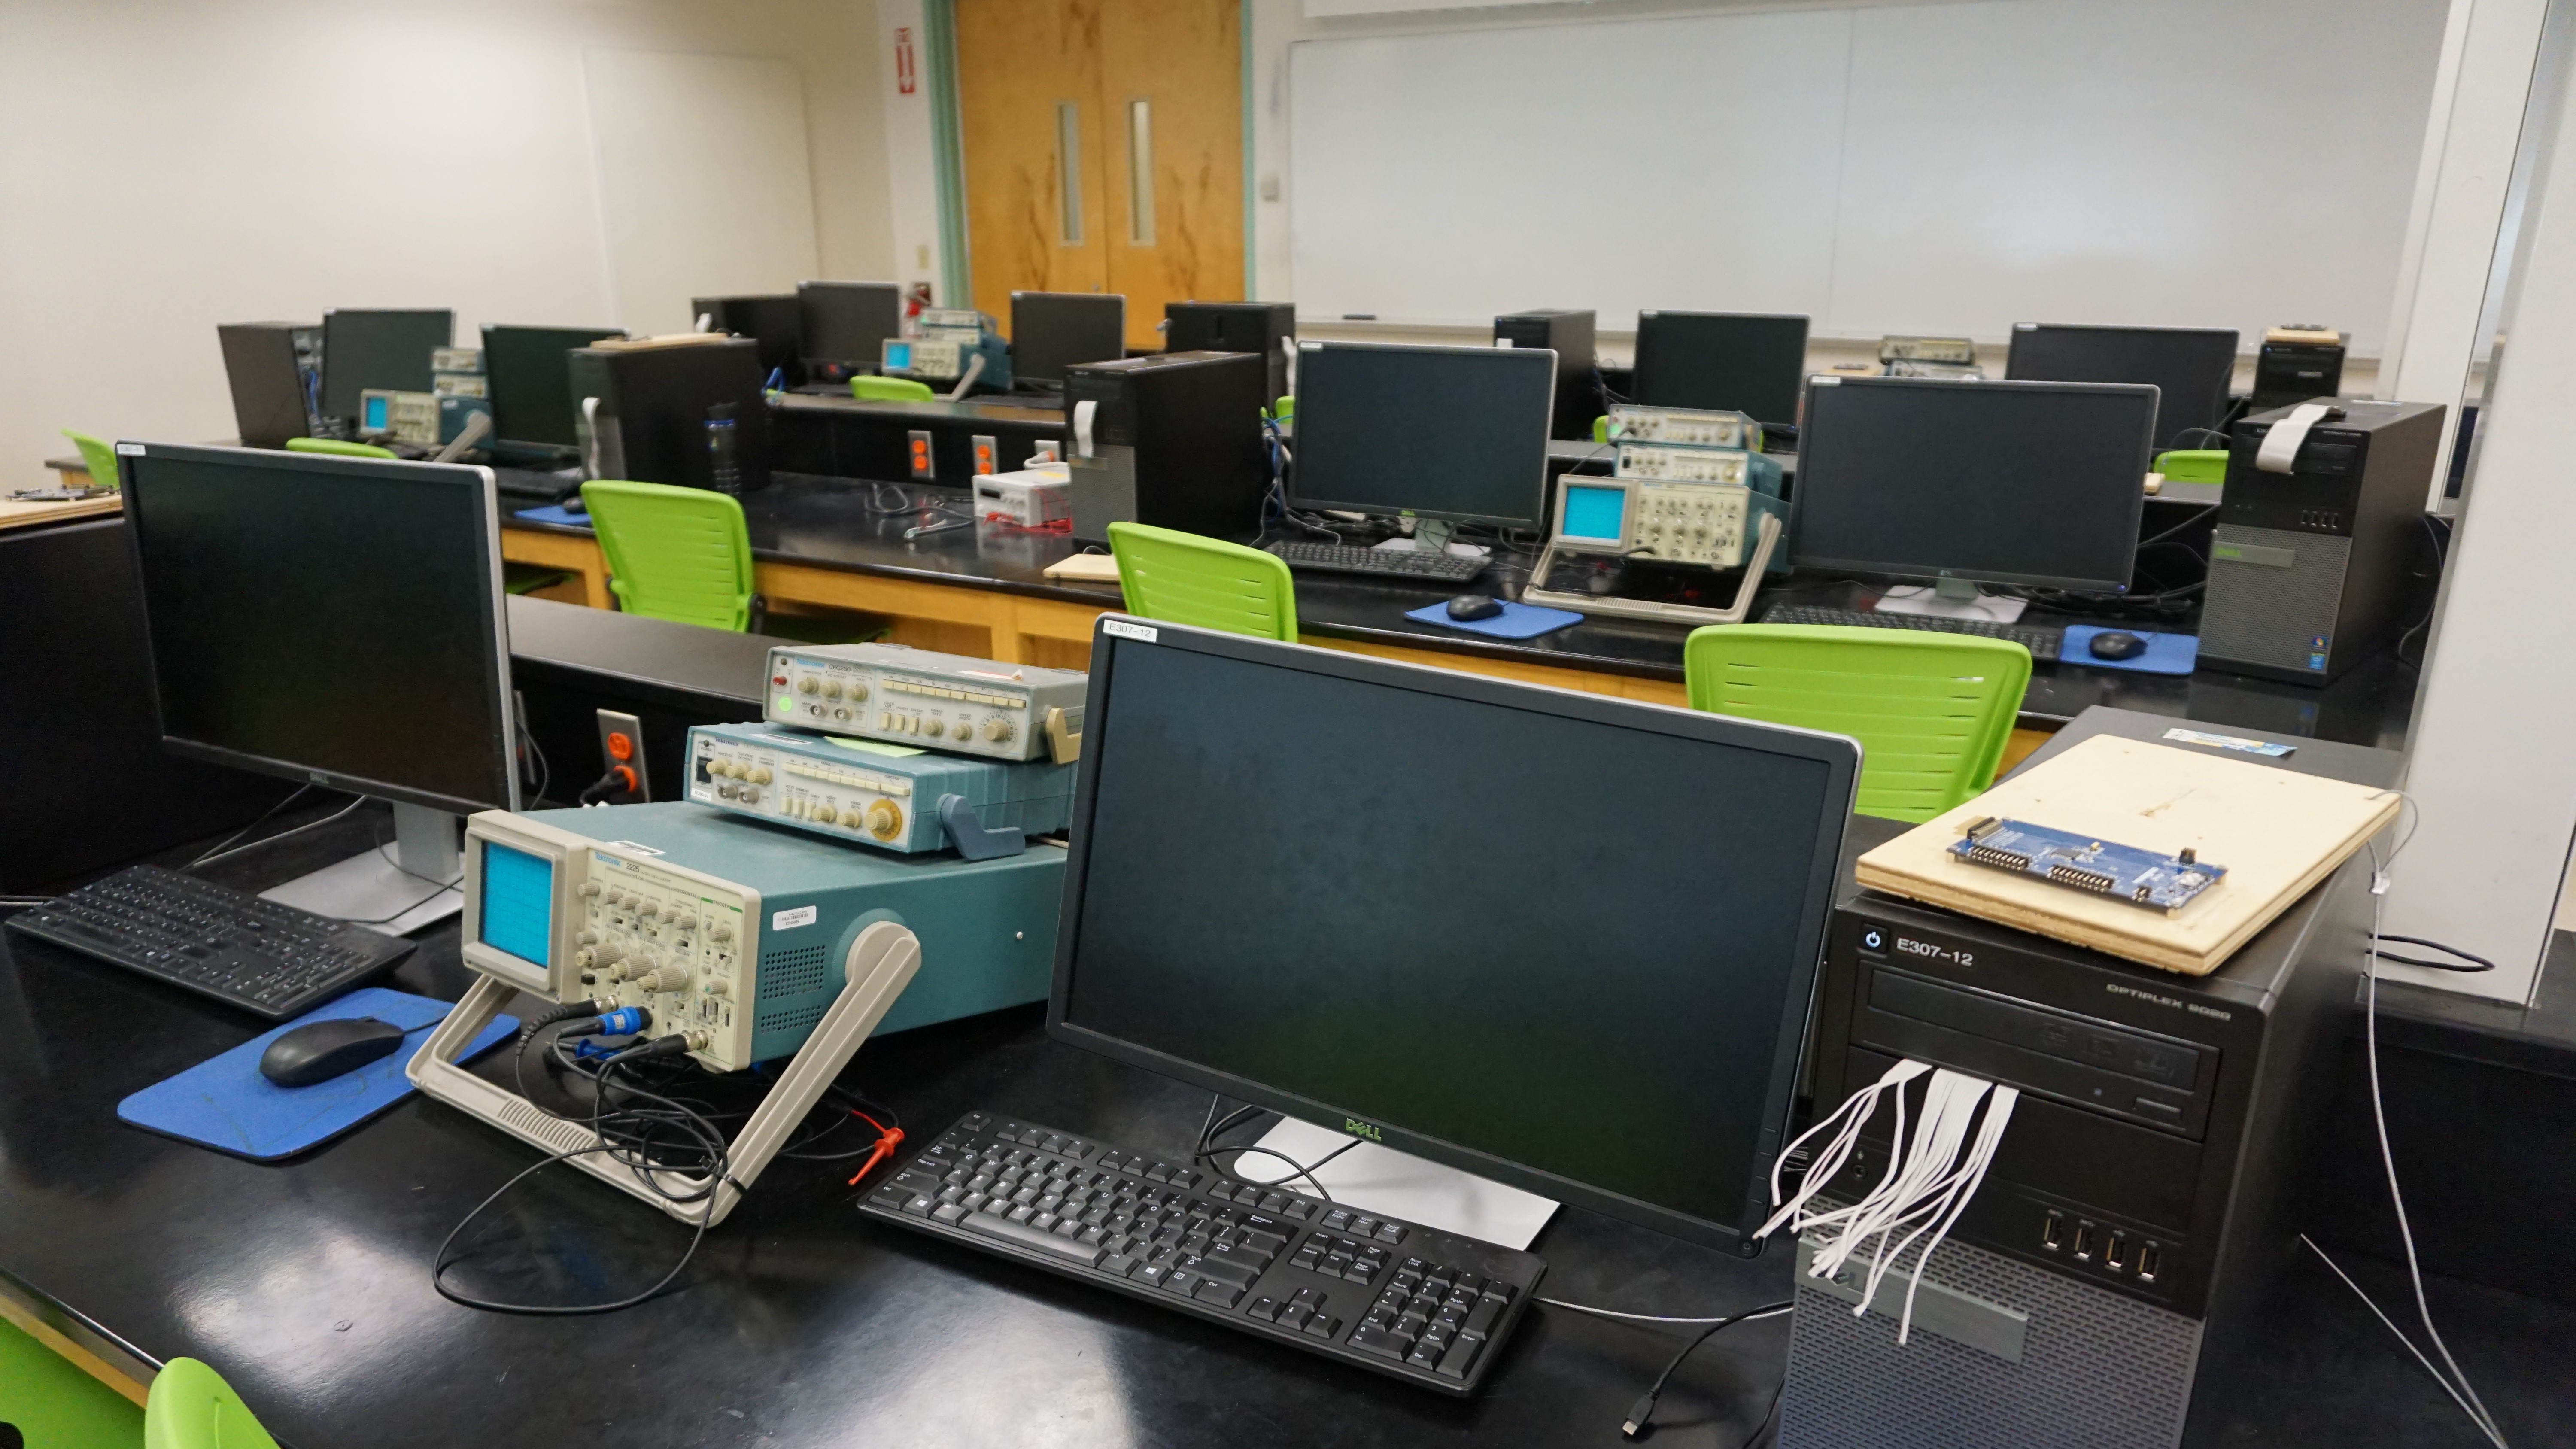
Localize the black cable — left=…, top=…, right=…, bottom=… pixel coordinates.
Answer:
left=1190, top=1094, right=1357, bottom=1201
left=2373, top=934, right=2497, bottom=973
left=1619, top=1300, right=1794, bottom=1439
left=183, top=783, right=318, bottom=867
left=430, top=1142, right=712, bottom=1316
left=1745, top=1378, right=1786, bottom=1447
left=576, top=765, right=629, bottom=807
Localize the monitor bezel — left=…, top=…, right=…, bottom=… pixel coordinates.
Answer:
left=117, top=441, right=522, bottom=818
left=1045, top=616, right=1860, bottom=1254
left=1011, top=291, right=1129, bottom=383
left=1789, top=374, right=2155, bottom=594
left=1283, top=340, right=1558, bottom=531
left=798, top=281, right=906, bottom=369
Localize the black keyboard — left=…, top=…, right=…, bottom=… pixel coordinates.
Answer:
left=860, top=1110, right=1543, bottom=1394
left=4, top=865, right=415, bottom=1018
left=1762, top=603, right=2063, bottom=661
left=1267, top=540, right=1488, bottom=584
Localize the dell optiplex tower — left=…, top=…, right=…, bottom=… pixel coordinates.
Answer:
left=1775, top=848, right=2374, bottom=1449
left=2198, top=398, right=2442, bottom=684
left=1165, top=301, right=1296, bottom=406
left=1064, top=350, right=1270, bottom=544
left=1494, top=309, right=1598, bottom=440
left=568, top=337, right=772, bottom=494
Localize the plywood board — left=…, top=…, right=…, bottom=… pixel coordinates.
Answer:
left=1855, top=735, right=2399, bottom=976
left=0, top=493, right=121, bottom=533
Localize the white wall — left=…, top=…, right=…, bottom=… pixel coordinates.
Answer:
left=0, top=0, right=891, bottom=474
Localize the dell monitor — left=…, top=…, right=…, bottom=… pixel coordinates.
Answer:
left=483, top=324, right=625, bottom=452
left=319, top=309, right=453, bottom=423
left=1050, top=617, right=1859, bottom=1251
left=120, top=443, right=517, bottom=930
left=798, top=281, right=904, bottom=384
left=1287, top=341, right=1555, bottom=537
left=217, top=322, right=316, bottom=449
left=1631, top=311, right=1810, bottom=428
left=1792, top=375, right=2154, bottom=617
left=2004, top=323, right=2239, bottom=453
left=1012, top=292, right=1127, bottom=385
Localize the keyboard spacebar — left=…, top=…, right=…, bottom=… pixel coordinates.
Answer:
left=964, top=1210, right=1106, bottom=1267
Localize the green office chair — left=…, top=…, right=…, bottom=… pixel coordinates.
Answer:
left=144, top=1358, right=277, bottom=1449
left=1271, top=396, right=1294, bottom=425
left=1683, top=624, right=2031, bottom=823
left=851, top=376, right=936, bottom=403
left=283, top=437, right=398, bottom=459
left=1107, top=522, right=1298, bottom=641
left=0, top=1315, right=143, bottom=1447
left=62, top=429, right=123, bottom=490
left=580, top=479, right=763, bottom=631
left=2154, top=449, right=2228, bottom=484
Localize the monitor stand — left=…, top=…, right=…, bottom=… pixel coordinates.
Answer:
left=1373, top=519, right=1488, bottom=560
left=1247, top=1116, right=1558, bottom=1251
left=1874, top=577, right=2030, bottom=624
left=261, top=801, right=464, bottom=936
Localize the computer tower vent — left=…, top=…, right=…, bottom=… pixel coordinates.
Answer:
left=2198, top=523, right=2351, bottom=676
left=1777, top=1230, right=2202, bottom=1449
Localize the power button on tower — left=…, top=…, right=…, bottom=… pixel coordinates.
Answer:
left=1860, top=927, right=1888, bottom=954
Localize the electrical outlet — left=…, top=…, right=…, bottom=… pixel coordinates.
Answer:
left=596, top=708, right=649, bottom=803
left=908, top=429, right=936, bottom=481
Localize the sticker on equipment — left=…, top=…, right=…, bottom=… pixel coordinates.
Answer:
left=772, top=905, right=818, bottom=931
left=1102, top=618, right=1157, bottom=643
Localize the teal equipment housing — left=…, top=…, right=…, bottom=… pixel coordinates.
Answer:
left=687, top=720, right=1075, bottom=857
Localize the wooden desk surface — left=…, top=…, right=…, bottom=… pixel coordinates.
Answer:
left=0, top=491, right=119, bottom=532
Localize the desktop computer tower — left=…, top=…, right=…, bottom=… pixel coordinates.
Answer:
left=1494, top=309, right=1596, bottom=440
left=1164, top=301, right=1295, bottom=407
left=2250, top=331, right=2347, bottom=411
left=567, top=338, right=772, bottom=494
left=1776, top=854, right=2371, bottom=1449
left=217, top=322, right=322, bottom=448
left=693, top=294, right=805, bottom=386
left=2199, top=398, right=2442, bottom=684
left=1063, top=350, right=1270, bottom=543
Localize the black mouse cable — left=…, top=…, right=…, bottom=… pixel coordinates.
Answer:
left=1612, top=1299, right=1796, bottom=1439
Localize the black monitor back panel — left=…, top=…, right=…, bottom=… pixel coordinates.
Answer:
left=2004, top=324, right=2239, bottom=453
left=319, top=310, right=453, bottom=420
left=483, top=325, right=626, bottom=450
left=1631, top=311, right=1810, bottom=426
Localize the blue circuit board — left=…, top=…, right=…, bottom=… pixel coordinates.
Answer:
left=1949, top=817, right=2226, bottom=914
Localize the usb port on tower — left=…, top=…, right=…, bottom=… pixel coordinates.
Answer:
left=2106, top=1233, right=2129, bottom=1271
left=2072, top=1223, right=2095, bottom=1262
left=2041, top=1211, right=2064, bottom=1251
left=2136, top=1243, right=2161, bottom=1282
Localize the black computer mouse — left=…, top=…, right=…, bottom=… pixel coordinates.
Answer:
left=2089, top=631, right=2148, bottom=661
left=1446, top=595, right=1504, bottom=622
left=259, top=1016, right=408, bottom=1088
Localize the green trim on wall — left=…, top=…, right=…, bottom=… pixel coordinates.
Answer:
left=1241, top=0, right=1257, bottom=299
left=925, top=0, right=972, bottom=308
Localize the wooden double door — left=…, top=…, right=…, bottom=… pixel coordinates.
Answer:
left=954, top=0, right=1243, bottom=349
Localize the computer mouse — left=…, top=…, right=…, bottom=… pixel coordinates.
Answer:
left=259, top=1016, right=408, bottom=1088
left=1446, top=594, right=1504, bottom=622
left=2088, top=631, right=2148, bottom=661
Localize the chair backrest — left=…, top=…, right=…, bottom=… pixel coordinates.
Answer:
left=850, top=375, right=936, bottom=403
left=580, top=479, right=756, bottom=631
left=145, top=1358, right=279, bottom=1449
left=1107, top=522, right=1298, bottom=641
left=2153, top=448, right=2228, bottom=484
left=62, top=429, right=122, bottom=489
left=283, top=437, right=397, bottom=459
left=1683, top=623, right=2030, bottom=823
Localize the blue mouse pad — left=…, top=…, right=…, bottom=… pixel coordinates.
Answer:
left=513, top=503, right=589, bottom=525
left=2060, top=626, right=2199, bottom=675
left=1403, top=599, right=1586, bottom=640
left=117, top=988, right=517, bottom=1162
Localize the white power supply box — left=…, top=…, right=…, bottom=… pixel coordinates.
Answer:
left=973, top=462, right=1072, bottom=530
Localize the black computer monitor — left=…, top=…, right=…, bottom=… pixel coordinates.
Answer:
left=1631, top=311, right=1810, bottom=427
left=1012, top=292, right=1127, bottom=383
left=319, top=309, right=453, bottom=422
left=1049, top=618, right=1859, bottom=1251
left=120, top=444, right=516, bottom=923
left=797, top=282, right=904, bottom=381
left=2004, top=323, right=2239, bottom=453
left=483, top=325, right=625, bottom=451
left=696, top=294, right=805, bottom=383
left=1792, top=376, right=2154, bottom=594
left=217, top=322, right=314, bottom=449
left=1286, top=341, right=1555, bottom=529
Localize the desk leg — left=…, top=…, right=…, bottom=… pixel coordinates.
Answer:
left=501, top=528, right=610, bottom=610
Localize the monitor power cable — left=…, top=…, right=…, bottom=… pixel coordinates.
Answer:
left=1189, top=1094, right=1360, bottom=1202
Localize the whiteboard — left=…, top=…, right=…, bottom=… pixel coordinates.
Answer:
left=1288, top=0, right=2448, bottom=352
left=584, top=50, right=821, bottom=336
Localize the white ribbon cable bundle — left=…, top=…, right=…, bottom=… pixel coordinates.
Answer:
left=1756, top=1058, right=2022, bottom=1345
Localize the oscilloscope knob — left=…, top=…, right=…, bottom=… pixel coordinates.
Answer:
left=865, top=800, right=903, bottom=839
left=924, top=719, right=946, bottom=738
left=848, top=683, right=869, bottom=702
left=823, top=681, right=844, bottom=700
left=812, top=804, right=839, bottom=825
left=981, top=718, right=1013, bottom=743
left=750, top=766, right=773, bottom=785
left=798, top=676, right=820, bottom=695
